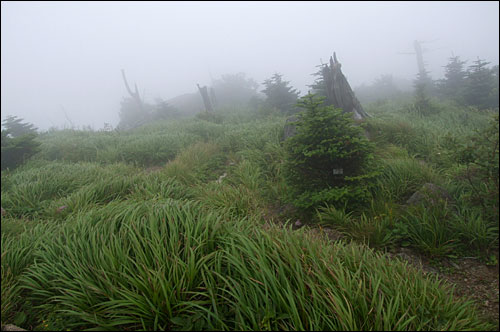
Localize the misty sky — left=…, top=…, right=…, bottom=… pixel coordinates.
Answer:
left=1, top=1, right=499, bottom=130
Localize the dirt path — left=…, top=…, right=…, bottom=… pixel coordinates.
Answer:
left=430, top=256, right=499, bottom=328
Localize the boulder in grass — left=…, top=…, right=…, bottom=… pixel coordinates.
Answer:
left=406, top=183, right=455, bottom=207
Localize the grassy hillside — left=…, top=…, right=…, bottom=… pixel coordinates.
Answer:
left=1, top=100, right=498, bottom=330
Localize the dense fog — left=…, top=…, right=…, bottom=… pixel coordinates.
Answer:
left=1, top=1, right=499, bottom=130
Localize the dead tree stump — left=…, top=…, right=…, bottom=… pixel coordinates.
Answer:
left=121, top=69, right=144, bottom=111
left=322, top=52, right=369, bottom=119
left=197, top=84, right=214, bottom=113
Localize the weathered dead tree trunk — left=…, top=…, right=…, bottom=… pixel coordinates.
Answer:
left=322, top=52, right=369, bottom=119
left=209, top=87, right=217, bottom=109
left=121, top=69, right=144, bottom=111
left=197, top=84, right=214, bottom=113
left=413, top=40, right=427, bottom=78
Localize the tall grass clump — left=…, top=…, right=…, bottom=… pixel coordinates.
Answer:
left=1, top=265, right=21, bottom=324
left=8, top=204, right=492, bottom=330
left=193, top=158, right=274, bottom=219
left=1, top=160, right=138, bottom=219
left=127, top=173, right=191, bottom=201
left=395, top=198, right=497, bottom=257
left=182, top=118, right=225, bottom=140
left=37, top=130, right=105, bottom=163
left=194, top=181, right=264, bottom=219
left=216, top=117, right=286, bottom=153
left=398, top=202, right=460, bottom=257
left=451, top=206, right=499, bottom=254
left=50, top=175, right=142, bottom=215
left=112, top=132, right=194, bottom=166
left=375, top=157, right=441, bottom=203
left=367, top=119, right=432, bottom=156
left=365, top=100, right=496, bottom=167
left=17, top=199, right=236, bottom=330
left=1, top=224, right=58, bottom=325
left=36, top=120, right=206, bottom=166
left=235, top=141, right=288, bottom=198
left=162, top=141, right=227, bottom=185
left=316, top=204, right=397, bottom=249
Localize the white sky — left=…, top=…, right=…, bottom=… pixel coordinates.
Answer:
left=1, top=1, right=499, bottom=130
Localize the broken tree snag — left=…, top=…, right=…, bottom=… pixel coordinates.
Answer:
left=209, top=87, right=217, bottom=108
left=121, top=69, right=144, bottom=110
left=197, top=84, right=214, bottom=113
left=322, top=52, right=369, bottom=119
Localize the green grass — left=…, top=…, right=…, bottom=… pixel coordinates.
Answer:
left=365, top=98, right=495, bottom=166
left=374, top=157, right=442, bottom=203
left=1, top=199, right=491, bottom=330
left=1, top=160, right=137, bottom=219
left=162, top=141, right=228, bottom=185
left=36, top=121, right=203, bottom=166
left=1, top=104, right=498, bottom=330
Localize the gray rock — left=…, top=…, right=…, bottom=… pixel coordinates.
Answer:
left=2, top=325, right=26, bottom=331
left=406, top=183, right=455, bottom=207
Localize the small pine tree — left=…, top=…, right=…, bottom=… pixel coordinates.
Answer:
left=438, top=55, right=467, bottom=102
left=409, top=71, right=438, bottom=116
left=284, top=94, right=376, bottom=210
left=2, top=115, right=38, bottom=137
left=1, top=130, right=41, bottom=170
left=261, top=73, right=300, bottom=114
left=464, top=58, right=498, bottom=109
left=308, top=64, right=328, bottom=100
left=491, top=65, right=500, bottom=109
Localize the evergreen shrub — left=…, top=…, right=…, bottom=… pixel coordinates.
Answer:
left=283, top=94, right=377, bottom=210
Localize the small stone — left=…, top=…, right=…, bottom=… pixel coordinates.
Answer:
left=1, top=324, right=27, bottom=331
left=216, top=173, right=227, bottom=183
left=406, top=183, right=454, bottom=207
left=56, top=205, right=68, bottom=213
left=294, top=220, right=303, bottom=227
